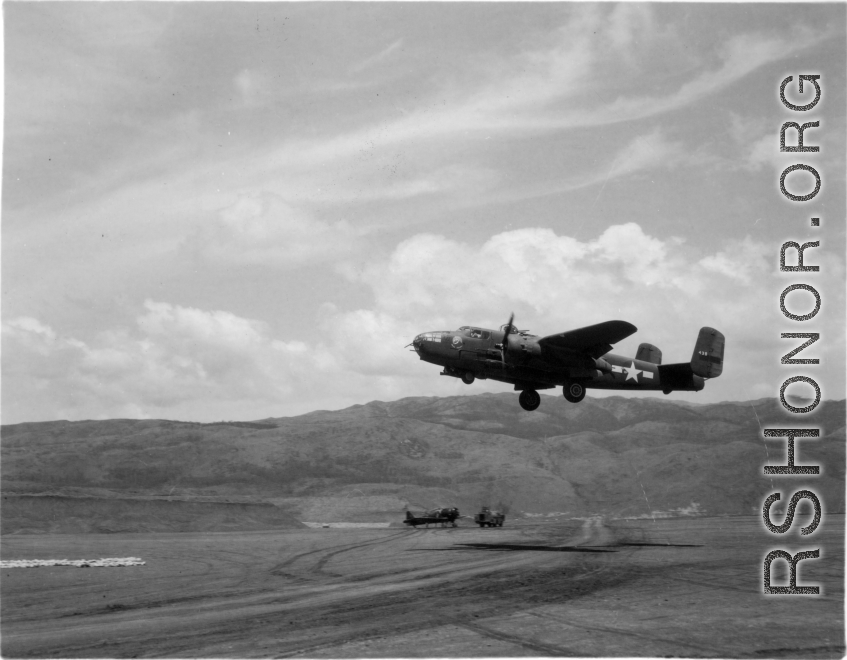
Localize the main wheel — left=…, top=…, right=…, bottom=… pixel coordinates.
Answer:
left=518, top=389, right=541, bottom=411
left=462, top=371, right=475, bottom=385
left=563, top=381, right=586, bottom=403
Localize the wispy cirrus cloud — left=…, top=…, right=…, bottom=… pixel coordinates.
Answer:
left=7, top=6, right=818, bottom=223
left=569, top=129, right=687, bottom=191
left=199, top=17, right=816, bottom=218
left=187, top=192, right=367, bottom=268
left=266, top=25, right=816, bottom=175
left=351, top=39, right=404, bottom=74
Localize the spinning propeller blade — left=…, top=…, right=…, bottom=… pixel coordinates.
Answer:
left=501, top=312, right=515, bottom=364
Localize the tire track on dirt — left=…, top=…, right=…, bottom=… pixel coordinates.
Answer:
left=311, top=534, right=417, bottom=576
left=452, top=619, right=576, bottom=655
left=527, top=610, right=723, bottom=655
left=270, top=530, right=419, bottom=578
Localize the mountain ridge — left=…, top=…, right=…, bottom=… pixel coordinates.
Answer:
left=2, top=394, right=843, bottom=533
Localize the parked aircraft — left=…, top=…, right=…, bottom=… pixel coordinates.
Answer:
left=403, top=507, right=461, bottom=528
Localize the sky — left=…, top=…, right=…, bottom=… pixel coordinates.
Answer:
left=2, top=2, right=845, bottom=424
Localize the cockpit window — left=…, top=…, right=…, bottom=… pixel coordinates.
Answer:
left=459, top=327, right=490, bottom=339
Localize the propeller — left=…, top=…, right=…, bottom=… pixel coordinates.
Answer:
left=500, top=312, right=515, bottom=365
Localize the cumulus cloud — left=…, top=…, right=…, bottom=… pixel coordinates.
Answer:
left=4, top=223, right=844, bottom=423
left=2, top=300, right=339, bottom=422
left=2, top=298, right=439, bottom=423
left=329, top=222, right=843, bottom=403
left=342, top=223, right=699, bottom=322
left=698, top=237, right=770, bottom=285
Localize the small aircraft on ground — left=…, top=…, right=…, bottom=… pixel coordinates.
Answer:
left=403, top=507, right=461, bottom=528
left=410, top=314, right=724, bottom=411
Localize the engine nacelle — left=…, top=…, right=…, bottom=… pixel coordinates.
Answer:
left=594, top=358, right=613, bottom=372
left=506, top=337, right=542, bottom=359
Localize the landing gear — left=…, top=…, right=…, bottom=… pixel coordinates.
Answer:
left=461, top=371, right=475, bottom=385
left=563, top=381, right=586, bottom=403
left=663, top=388, right=672, bottom=395
left=518, top=389, right=541, bottom=411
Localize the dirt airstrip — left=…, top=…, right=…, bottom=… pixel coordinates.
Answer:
left=1, top=515, right=843, bottom=658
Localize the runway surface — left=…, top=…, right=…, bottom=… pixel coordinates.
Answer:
left=2, top=515, right=843, bottom=657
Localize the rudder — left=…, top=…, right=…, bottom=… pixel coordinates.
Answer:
left=635, top=343, right=662, bottom=364
left=690, top=327, right=724, bottom=378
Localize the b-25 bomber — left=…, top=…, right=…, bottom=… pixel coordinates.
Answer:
left=403, top=507, right=461, bottom=528
left=411, top=314, right=724, bottom=411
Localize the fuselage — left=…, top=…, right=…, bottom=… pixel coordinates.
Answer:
left=412, top=325, right=704, bottom=392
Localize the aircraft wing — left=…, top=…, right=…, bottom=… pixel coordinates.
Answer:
left=538, top=320, right=637, bottom=360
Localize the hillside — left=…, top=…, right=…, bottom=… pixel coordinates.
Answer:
left=2, top=394, right=844, bottom=533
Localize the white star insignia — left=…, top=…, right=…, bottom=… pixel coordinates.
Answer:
left=625, top=362, right=642, bottom=381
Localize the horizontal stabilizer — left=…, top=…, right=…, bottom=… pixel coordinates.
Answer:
left=691, top=327, right=724, bottom=378
left=657, top=363, right=696, bottom=390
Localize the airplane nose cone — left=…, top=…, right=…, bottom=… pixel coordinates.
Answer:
left=412, top=331, right=444, bottom=356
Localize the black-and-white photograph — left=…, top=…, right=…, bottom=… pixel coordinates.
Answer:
left=2, top=2, right=845, bottom=657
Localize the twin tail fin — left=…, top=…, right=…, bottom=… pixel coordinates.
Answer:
left=690, top=327, right=724, bottom=378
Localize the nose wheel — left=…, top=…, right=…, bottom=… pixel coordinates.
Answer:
left=461, top=371, right=475, bottom=385
left=518, top=389, right=541, bottom=411
left=563, top=381, right=586, bottom=403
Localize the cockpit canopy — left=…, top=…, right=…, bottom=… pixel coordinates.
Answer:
left=454, top=325, right=534, bottom=338
left=457, top=326, right=491, bottom=339
left=498, top=324, right=534, bottom=337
